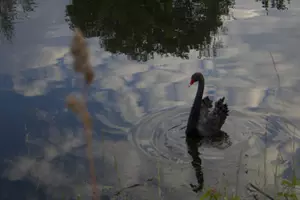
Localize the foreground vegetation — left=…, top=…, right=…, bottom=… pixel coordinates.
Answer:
left=200, top=178, right=300, bottom=200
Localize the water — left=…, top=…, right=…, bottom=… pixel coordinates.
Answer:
left=0, top=0, right=300, bottom=199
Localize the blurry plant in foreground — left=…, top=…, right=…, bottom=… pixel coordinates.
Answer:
left=199, top=188, right=240, bottom=200
left=277, top=178, right=300, bottom=200
left=65, top=28, right=99, bottom=200
left=199, top=177, right=300, bottom=200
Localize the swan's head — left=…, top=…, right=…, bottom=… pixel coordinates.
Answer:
left=189, top=72, right=204, bottom=87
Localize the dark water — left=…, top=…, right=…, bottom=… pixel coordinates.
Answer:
left=0, top=0, right=300, bottom=199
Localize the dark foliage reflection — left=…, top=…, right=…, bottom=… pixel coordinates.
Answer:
left=65, top=0, right=234, bottom=61
left=0, top=0, right=36, bottom=41
left=256, top=0, right=291, bottom=12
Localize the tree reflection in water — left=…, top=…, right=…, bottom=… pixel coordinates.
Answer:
left=0, top=0, right=36, bottom=42
left=65, top=0, right=234, bottom=61
left=185, top=131, right=231, bottom=192
left=255, top=0, right=291, bottom=13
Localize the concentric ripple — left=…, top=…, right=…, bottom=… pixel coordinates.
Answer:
left=128, top=106, right=261, bottom=164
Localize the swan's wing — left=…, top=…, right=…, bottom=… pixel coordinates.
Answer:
left=205, top=97, right=229, bottom=131
left=199, top=96, right=213, bottom=123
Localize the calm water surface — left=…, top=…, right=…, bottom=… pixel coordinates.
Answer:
left=0, top=0, right=300, bottom=199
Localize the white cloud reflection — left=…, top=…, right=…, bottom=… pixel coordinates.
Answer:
left=2, top=0, right=300, bottom=199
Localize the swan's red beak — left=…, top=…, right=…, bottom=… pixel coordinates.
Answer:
left=188, top=79, right=195, bottom=87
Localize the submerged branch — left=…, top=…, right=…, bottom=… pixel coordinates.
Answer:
left=113, top=177, right=154, bottom=197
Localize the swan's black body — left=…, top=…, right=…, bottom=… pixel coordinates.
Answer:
left=185, top=72, right=229, bottom=137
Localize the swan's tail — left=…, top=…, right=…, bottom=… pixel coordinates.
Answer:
left=212, top=97, right=229, bottom=129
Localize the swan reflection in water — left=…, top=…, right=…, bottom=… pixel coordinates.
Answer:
left=185, top=129, right=232, bottom=193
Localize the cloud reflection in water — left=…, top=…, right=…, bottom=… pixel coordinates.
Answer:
left=1, top=0, right=300, bottom=199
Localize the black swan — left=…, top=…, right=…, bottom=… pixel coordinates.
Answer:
left=185, top=72, right=229, bottom=137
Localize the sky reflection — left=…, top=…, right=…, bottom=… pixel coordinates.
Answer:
left=0, top=0, right=300, bottom=199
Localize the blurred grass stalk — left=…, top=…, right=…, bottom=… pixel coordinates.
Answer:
left=66, top=28, right=99, bottom=200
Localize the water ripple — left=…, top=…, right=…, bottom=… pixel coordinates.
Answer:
left=128, top=106, right=261, bottom=164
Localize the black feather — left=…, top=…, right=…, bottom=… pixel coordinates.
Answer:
left=197, top=96, right=229, bottom=135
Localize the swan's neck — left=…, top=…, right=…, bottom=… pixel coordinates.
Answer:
left=186, top=81, right=204, bottom=135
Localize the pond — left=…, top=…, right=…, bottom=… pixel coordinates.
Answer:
left=0, top=0, right=300, bottom=199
